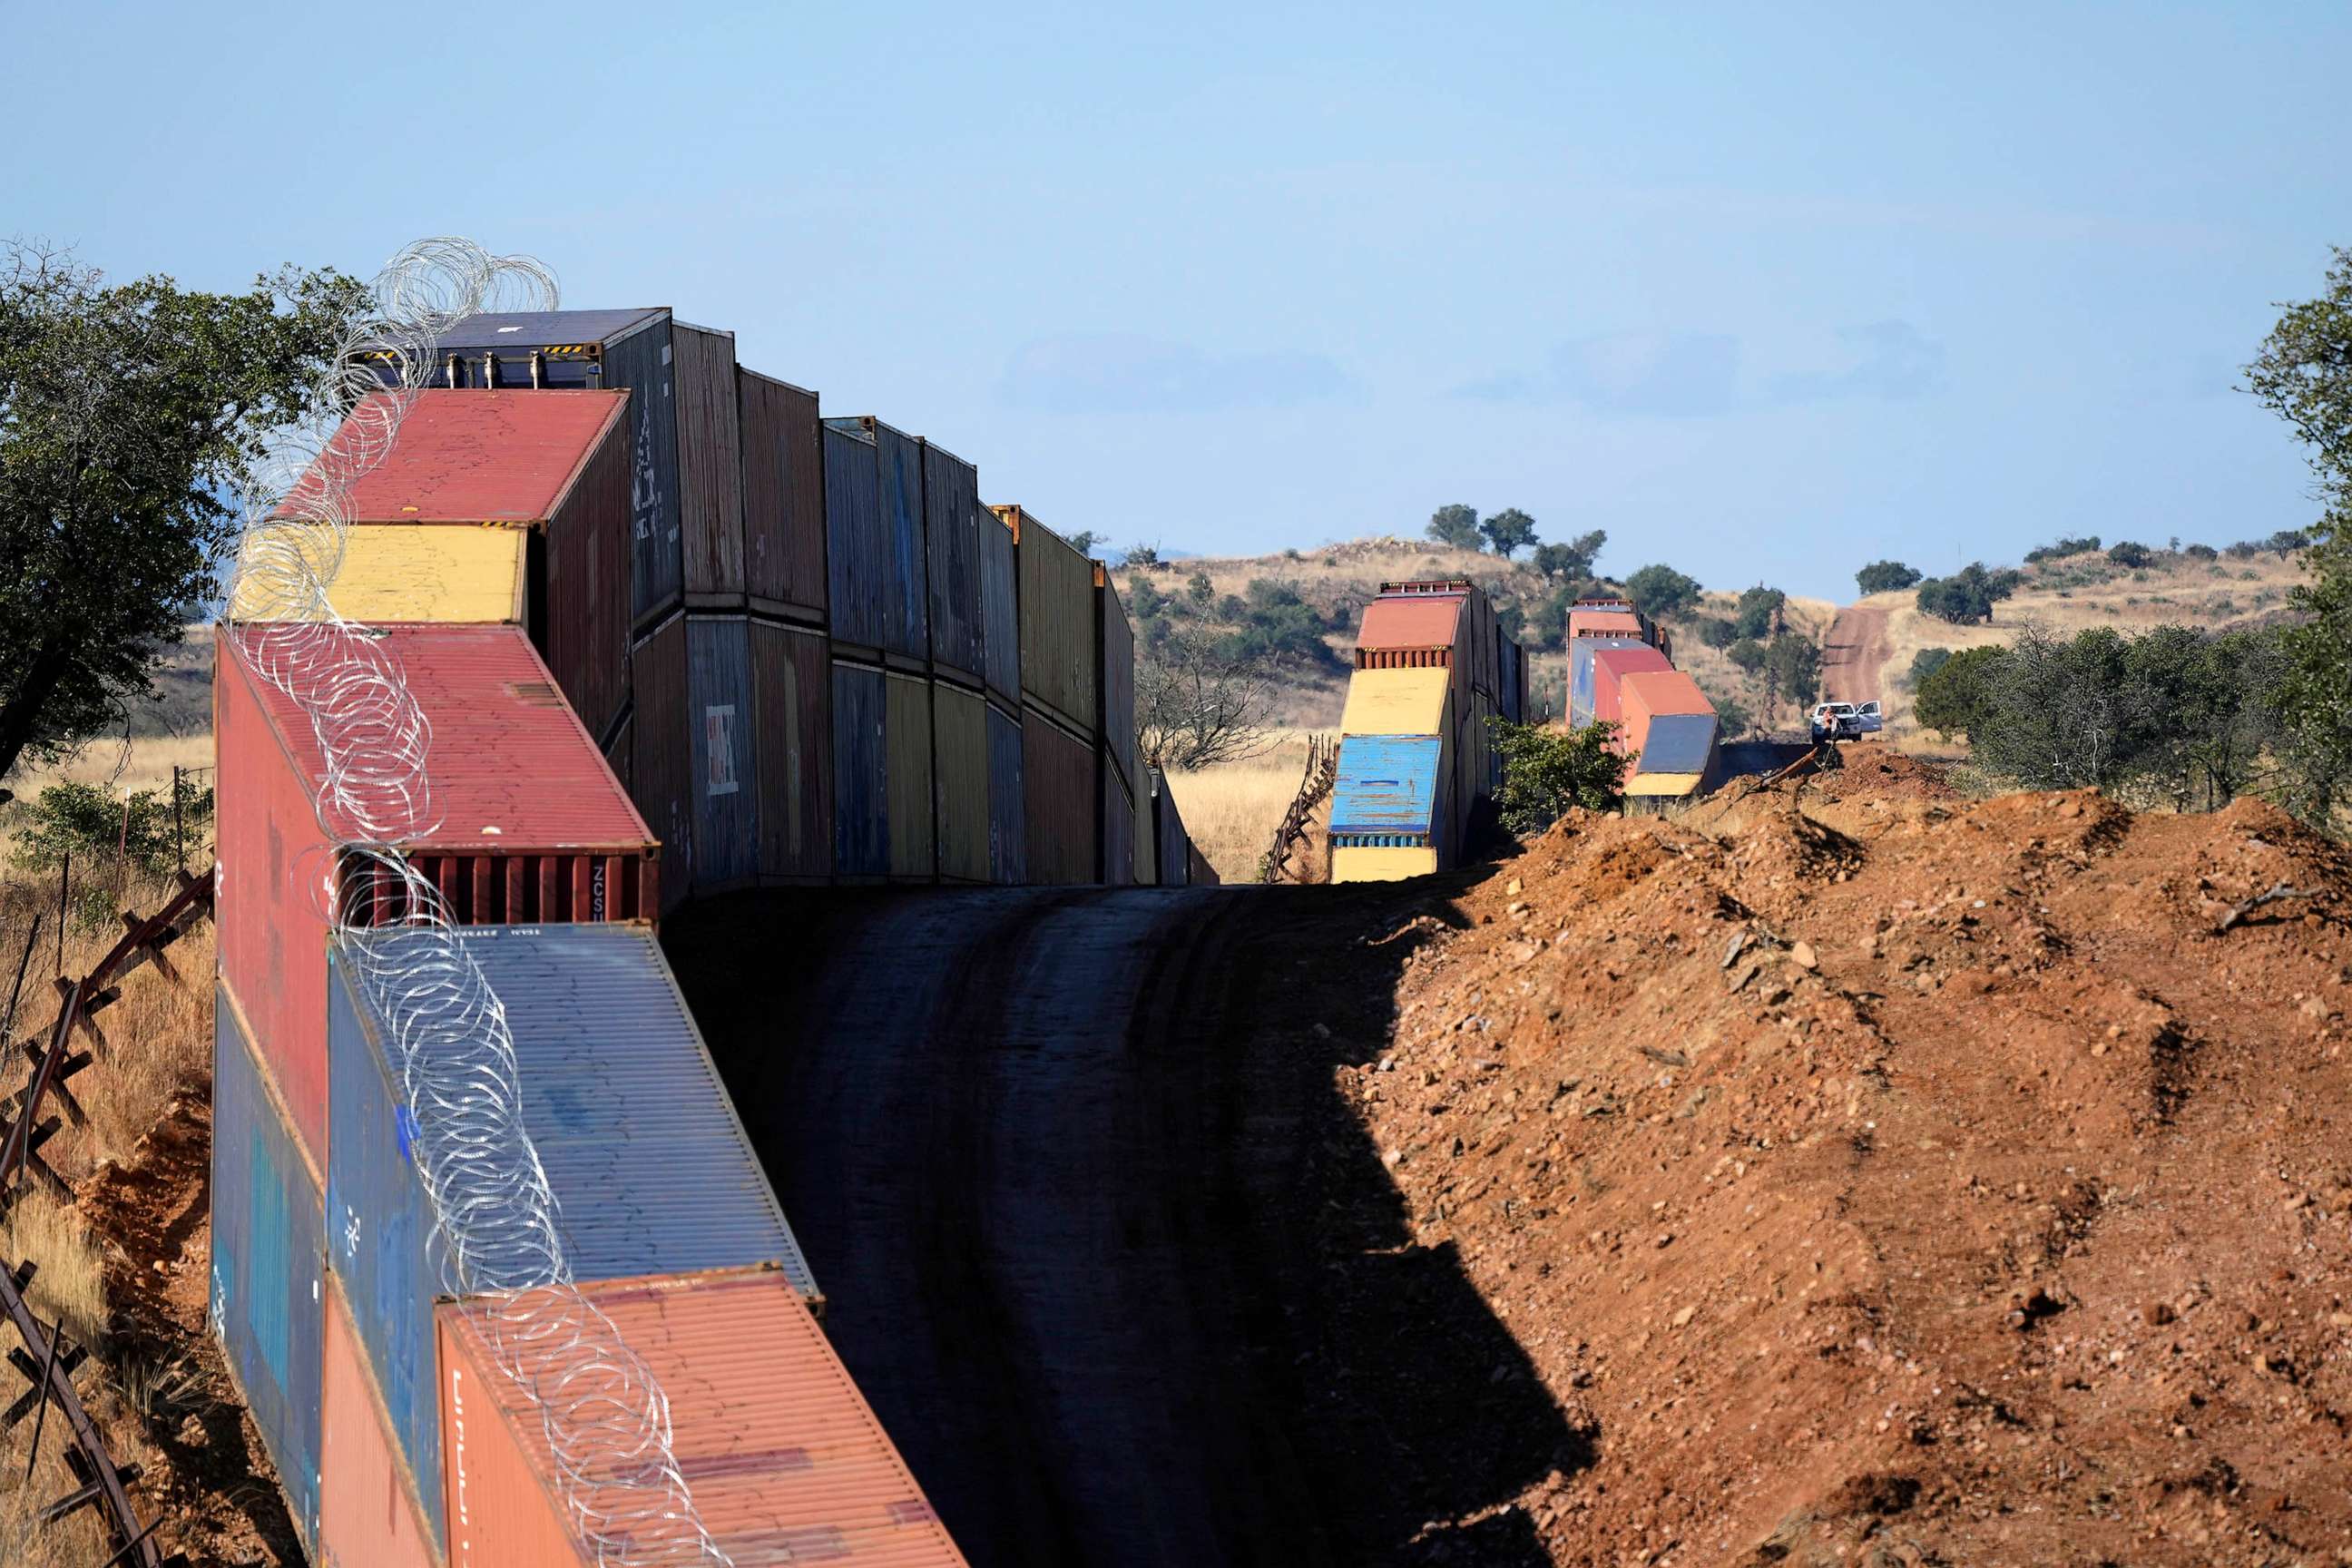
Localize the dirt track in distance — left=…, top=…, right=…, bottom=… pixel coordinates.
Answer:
left=1819, top=603, right=1890, bottom=705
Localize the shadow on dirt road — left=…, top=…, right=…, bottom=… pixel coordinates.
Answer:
left=667, top=880, right=1589, bottom=1567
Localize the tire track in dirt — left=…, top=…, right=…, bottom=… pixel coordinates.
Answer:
left=1820, top=603, right=1890, bottom=705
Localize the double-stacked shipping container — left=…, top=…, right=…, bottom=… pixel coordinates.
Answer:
left=997, top=505, right=1102, bottom=885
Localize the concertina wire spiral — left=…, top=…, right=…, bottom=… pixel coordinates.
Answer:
left=221, top=238, right=733, bottom=1566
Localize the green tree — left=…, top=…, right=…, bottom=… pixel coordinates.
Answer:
left=1426, top=504, right=1481, bottom=550
left=1855, top=560, right=1923, bottom=594
left=1764, top=631, right=1821, bottom=706
left=2107, top=540, right=2154, bottom=568
left=1477, top=506, right=1539, bottom=558
left=1916, top=563, right=2022, bottom=624
left=1731, top=585, right=1785, bottom=641
left=2024, top=534, right=2101, bottom=564
left=1067, top=529, right=1102, bottom=555
left=1693, top=615, right=1738, bottom=650
left=2246, top=244, right=2352, bottom=821
left=1219, top=579, right=1340, bottom=671
left=1530, top=529, right=1606, bottom=581
left=1122, top=541, right=1162, bottom=568
left=0, top=243, right=366, bottom=784
left=1125, top=573, right=1169, bottom=622
left=1489, top=719, right=1629, bottom=835
left=1186, top=570, right=1215, bottom=609
left=1913, top=645, right=2009, bottom=740
left=1726, top=637, right=1767, bottom=673
left=1622, top=563, right=1701, bottom=620
left=1905, top=647, right=1954, bottom=688
left=1528, top=588, right=1572, bottom=651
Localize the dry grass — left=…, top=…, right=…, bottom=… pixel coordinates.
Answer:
left=3, top=732, right=214, bottom=804
left=1163, top=730, right=1334, bottom=885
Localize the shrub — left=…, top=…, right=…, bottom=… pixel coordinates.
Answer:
left=2184, top=543, right=2219, bottom=562
left=1622, top=564, right=1702, bottom=620
left=1727, top=638, right=1767, bottom=672
left=1906, top=647, right=1954, bottom=688
left=1489, top=719, right=1628, bottom=835
left=1732, top=585, right=1785, bottom=641
left=2024, top=534, right=2102, bottom=564
left=1694, top=615, right=1738, bottom=650
left=1855, top=560, right=1923, bottom=594
left=2107, top=541, right=2154, bottom=568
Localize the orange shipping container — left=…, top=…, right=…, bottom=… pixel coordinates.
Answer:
left=437, top=1270, right=968, bottom=1567
left=319, top=1281, right=440, bottom=1568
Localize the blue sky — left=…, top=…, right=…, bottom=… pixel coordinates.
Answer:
left=5, top=1, right=2347, bottom=599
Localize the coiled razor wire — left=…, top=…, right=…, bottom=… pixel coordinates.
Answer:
left=222, top=238, right=731, bottom=1566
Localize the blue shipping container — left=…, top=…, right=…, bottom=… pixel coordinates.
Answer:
left=923, top=442, right=983, bottom=680
left=325, top=926, right=818, bottom=1546
left=831, top=660, right=888, bottom=877
left=987, top=701, right=1027, bottom=885
left=1638, top=712, right=1720, bottom=775
left=875, top=421, right=930, bottom=663
left=979, top=503, right=1021, bottom=709
left=687, top=614, right=759, bottom=892
left=1569, top=636, right=1648, bottom=728
left=213, top=988, right=323, bottom=1552
left=1330, top=734, right=1445, bottom=839
left=822, top=422, right=887, bottom=652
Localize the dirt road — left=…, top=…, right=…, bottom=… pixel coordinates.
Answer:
left=666, top=885, right=1580, bottom=1567
left=1819, top=603, right=1890, bottom=705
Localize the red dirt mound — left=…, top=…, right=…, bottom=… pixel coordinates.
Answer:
left=1353, top=785, right=2352, bottom=1563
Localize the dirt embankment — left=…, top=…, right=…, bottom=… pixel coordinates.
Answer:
left=1353, top=773, right=2352, bottom=1564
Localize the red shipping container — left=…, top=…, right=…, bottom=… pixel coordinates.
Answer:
left=1356, top=594, right=1465, bottom=666
left=1590, top=645, right=1675, bottom=729
left=319, top=1280, right=439, bottom=1568
left=437, top=1269, right=969, bottom=1567
left=214, top=623, right=657, bottom=1167
left=283, top=388, right=634, bottom=742
left=1568, top=607, right=1646, bottom=642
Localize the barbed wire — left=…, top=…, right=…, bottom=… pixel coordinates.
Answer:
left=221, top=238, right=730, bottom=1566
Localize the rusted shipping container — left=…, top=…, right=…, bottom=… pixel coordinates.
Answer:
left=986, top=701, right=1027, bottom=885
left=1356, top=593, right=1467, bottom=670
left=1102, top=752, right=1136, bottom=887
left=999, top=505, right=1097, bottom=738
left=932, top=681, right=990, bottom=884
left=739, top=368, right=826, bottom=624
left=272, top=387, right=635, bottom=775
left=750, top=618, right=832, bottom=882
left=1592, top=645, right=1675, bottom=730
left=216, top=624, right=658, bottom=1165
left=887, top=671, right=936, bottom=880
left=319, top=1280, right=439, bottom=1568
left=825, top=417, right=928, bottom=662
left=831, top=661, right=887, bottom=878
left=923, top=441, right=983, bottom=681
left=437, top=1269, right=969, bottom=1567
left=214, top=984, right=324, bottom=1553
left=375, top=309, right=683, bottom=630
left=1096, top=564, right=1137, bottom=794
left=978, top=504, right=1020, bottom=708
left=822, top=422, right=887, bottom=651
left=687, top=615, right=758, bottom=894
left=1022, top=704, right=1097, bottom=885
left=630, top=613, right=695, bottom=913
left=328, top=926, right=818, bottom=1551
left=674, top=323, right=744, bottom=605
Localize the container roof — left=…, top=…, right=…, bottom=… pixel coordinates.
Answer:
left=1592, top=645, right=1674, bottom=681
left=443, top=1269, right=969, bottom=1565
left=343, top=925, right=814, bottom=1295
left=223, top=623, right=652, bottom=849
left=1330, top=733, right=1442, bottom=835
left=281, top=390, right=625, bottom=524
left=1623, top=669, right=1717, bottom=720
left=423, top=308, right=667, bottom=349
left=1569, top=610, right=1645, bottom=639
left=1357, top=595, right=1463, bottom=652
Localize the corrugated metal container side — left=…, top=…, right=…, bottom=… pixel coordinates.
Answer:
left=931, top=681, right=990, bottom=884
left=1134, top=765, right=1159, bottom=885
left=886, top=671, right=936, bottom=880
left=978, top=505, right=1020, bottom=708
left=215, top=625, right=335, bottom=1168
left=213, top=985, right=324, bottom=1553
left=1152, top=772, right=1191, bottom=887
left=1569, top=635, right=1651, bottom=728
left=822, top=422, right=887, bottom=651
left=1592, top=645, right=1676, bottom=729
left=1099, top=760, right=1133, bottom=886
left=1022, top=704, right=1097, bottom=885
left=319, top=1279, right=440, bottom=1568
left=438, top=1270, right=969, bottom=1568
left=830, top=662, right=888, bottom=878
left=539, top=393, right=636, bottom=740
left=1187, top=843, right=1218, bottom=887
left=674, top=323, right=745, bottom=604
left=1621, top=670, right=1720, bottom=780
left=828, top=417, right=930, bottom=662
left=602, top=706, right=633, bottom=796
left=364, top=309, right=680, bottom=629
left=1338, top=666, right=1453, bottom=736
left=923, top=442, right=983, bottom=681
left=1001, top=505, right=1097, bottom=737
left=1096, top=565, right=1137, bottom=794
left=750, top=619, right=832, bottom=883
left=1498, top=625, right=1522, bottom=724
left=1569, top=607, right=1647, bottom=643
left=739, top=368, right=827, bottom=624
left=1330, top=734, right=1445, bottom=841
left=985, top=701, right=1027, bottom=885
left=631, top=614, right=694, bottom=913
left=686, top=615, right=758, bottom=894
left=328, top=930, right=819, bottom=1553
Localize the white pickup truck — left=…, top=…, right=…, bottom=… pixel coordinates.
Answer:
left=1809, top=701, right=1884, bottom=743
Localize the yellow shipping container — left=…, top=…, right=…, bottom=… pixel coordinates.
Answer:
left=1338, top=666, right=1453, bottom=737
left=1624, top=772, right=1706, bottom=798
left=231, top=524, right=526, bottom=624
left=1331, top=845, right=1440, bottom=883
